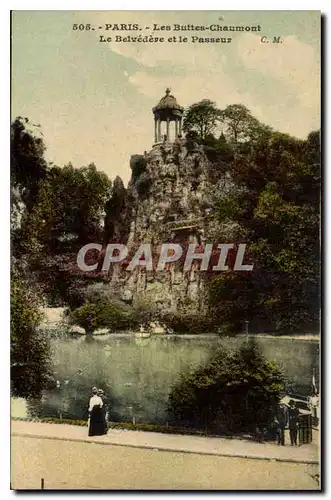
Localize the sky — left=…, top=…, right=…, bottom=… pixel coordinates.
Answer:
left=11, top=11, right=320, bottom=185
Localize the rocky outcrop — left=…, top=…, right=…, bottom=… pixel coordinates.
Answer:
left=111, top=138, right=234, bottom=312
left=129, top=140, right=212, bottom=242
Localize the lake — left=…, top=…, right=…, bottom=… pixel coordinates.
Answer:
left=13, top=334, right=319, bottom=425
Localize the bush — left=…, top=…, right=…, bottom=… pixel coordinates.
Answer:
left=135, top=172, right=152, bottom=198
left=130, top=155, right=147, bottom=180
left=160, top=310, right=219, bottom=334
left=69, top=301, right=135, bottom=334
left=11, top=270, right=53, bottom=398
left=168, top=339, right=285, bottom=434
left=108, top=422, right=211, bottom=436
left=131, top=297, right=158, bottom=326
left=40, top=418, right=88, bottom=426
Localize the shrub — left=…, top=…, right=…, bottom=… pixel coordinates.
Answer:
left=168, top=339, right=285, bottom=434
left=159, top=310, right=219, bottom=334
left=135, top=172, right=152, bottom=198
left=69, top=301, right=135, bottom=334
left=130, top=155, right=147, bottom=180
left=131, top=297, right=158, bottom=326
left=11, top=270, right=53, bottom=398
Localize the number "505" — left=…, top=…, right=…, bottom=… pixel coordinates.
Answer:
left=73, top=24, right=91, bottom=31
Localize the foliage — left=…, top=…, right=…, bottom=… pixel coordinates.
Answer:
left=131, top=297, right=158, bottom=326
left=69, top=301, right=135, bottom=334
left=207, top=129, right=320, bottom=333
left=160, top=309, right=220, bottom=334
left=168, top=340, right=285, bottom=433
left=219, top=104, right=271, bottom=144
left=108, top=422, right=217, bottom=436
left=206, top=272, right=258, bottom=331
left=135, top=172, right=152, bottom=198
left=14, top=158, right=112, bottom=306
left=20, top=163, right=111, bottom=255
left=40, top=418, right=88, bottom=426
left=104, top=175, right=128, bottom=242
left=202, top=133, right=235, bottom=166
left=130, top=154, right=147, bottom=181
left=183, top=100, right=220, bottom=140
left=11, top=117, right=48, bottom=257
left=11, top=269, right=52, bottom=397
left=11, top=117, right=48, bottom=213
left=11, top=111, right=320, bottom=340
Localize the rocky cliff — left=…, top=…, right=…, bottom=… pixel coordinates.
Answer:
left=111, top=138, right=234, bottom=312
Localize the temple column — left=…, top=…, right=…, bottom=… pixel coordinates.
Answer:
left=166, top=117, right=170, bottom=141
left=154, top=118, right=158, bottom=143
left=175, top=118, right=178, bottom=138
left=179, top=118, right=182, bottom=137
left=157, top=120, right=161, bottom=142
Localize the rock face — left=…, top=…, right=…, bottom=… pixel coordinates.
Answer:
left=130, top=140, right=214, bottom=242
left=112, top=138, right=232, bottom=312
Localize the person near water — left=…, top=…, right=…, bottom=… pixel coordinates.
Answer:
left=308, top=392, right=319, bottom=421
left=97, top=388, right=108, bottom=435
left=275, top=404, right=287, bottom=446
left=88, top=387, right=104, bottom=436
left=288, top=399, right=300, bottom=445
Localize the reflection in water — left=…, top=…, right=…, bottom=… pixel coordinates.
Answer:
left=15, top=335, right=319, bottom=425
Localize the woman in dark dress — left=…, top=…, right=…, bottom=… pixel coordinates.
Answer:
left=88, top=387, right=105, bottom=436
left=98, top=389, right=108, bottom=435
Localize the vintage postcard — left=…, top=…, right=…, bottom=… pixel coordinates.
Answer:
left=10, top=10, right=321, bottom=490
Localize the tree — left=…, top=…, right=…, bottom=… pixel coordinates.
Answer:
left=130, top=297, right=158, bottom=327
left=11, top=269, right=52, bottom=397
left=69, top=301, right=134, bottom=335
left=206, top=272, right=258, bottom=331
left=183, top=100, right=220, bottom=140
left=219, top=104, right=271, bottom=144
left=20, top=163, right=111, bottom=256
left=11, top=117, right=48, bottom=212
left=130, top=154, right=147, bottom=181
left=208, top=129, right=320, bottom=332
left=13, top=161, right=112, bottom=307
left=168, top=340, right=285, bottom=434
left=135, top=172, right=152, bottom=199
left=11, top=118, right=48, bottom=256
left=104, top=176, right=128, bottom=242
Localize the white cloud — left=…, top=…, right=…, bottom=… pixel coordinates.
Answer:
left=82, top=12, right=320, bottom=138
left=237, top=33, right=320, bottom=113
left=128, top=69, right=268, bottom=127
left=15, top=12, right=320, bottom=187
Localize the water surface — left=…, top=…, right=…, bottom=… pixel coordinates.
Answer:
left=17, top=334, right=319, bottom=425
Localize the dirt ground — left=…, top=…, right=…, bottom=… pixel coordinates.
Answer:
left=11, top=436, right=320, bottom=490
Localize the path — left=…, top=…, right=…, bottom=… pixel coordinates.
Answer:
left=12, top=420, right=319, bottom=464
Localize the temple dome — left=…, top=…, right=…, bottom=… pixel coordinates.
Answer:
left=152, top=88, right=183, bottom=144
left=153, top=88, right=184, bottom=115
